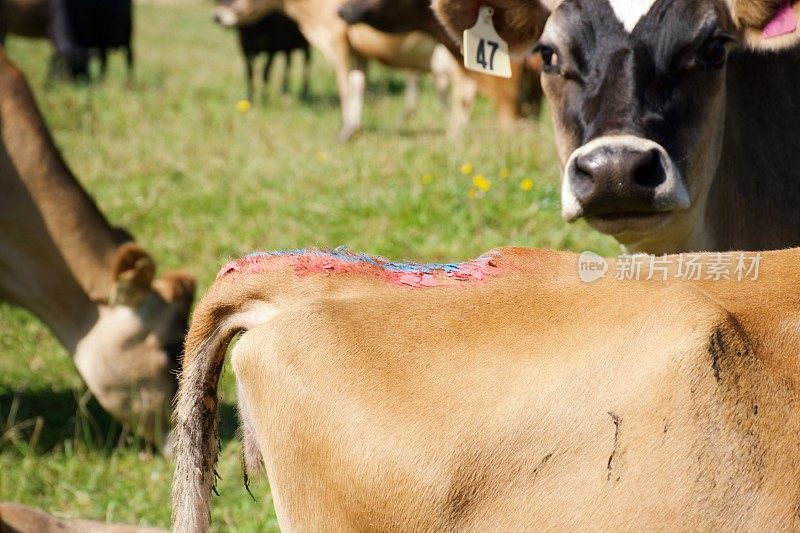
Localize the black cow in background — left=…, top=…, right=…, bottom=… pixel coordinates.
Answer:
left=214, top=8, right=311, bottom=103
left=0, top=0, right=50, bottom=44
left=0, top=0, right=132, bottom=80
left=51, top=0, right=133, bottom=79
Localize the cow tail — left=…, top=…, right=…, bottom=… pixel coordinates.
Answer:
left=171, top=282, right=258, bottom=533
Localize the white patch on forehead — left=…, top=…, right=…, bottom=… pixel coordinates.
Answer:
left=607, top=0, right=660, bottom=32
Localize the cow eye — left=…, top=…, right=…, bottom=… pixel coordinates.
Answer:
left=701, top=37, right=730, bottom=68
left=536, top=45, right=560, bottom=74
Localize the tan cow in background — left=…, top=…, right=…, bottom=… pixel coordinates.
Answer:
left=173, top=246, right=800, bottom=531
left=212, top=0, right=482, bottom=140
left=337, top=0, right=545, bottom=131
left=0, top=50, right=195, bottom=447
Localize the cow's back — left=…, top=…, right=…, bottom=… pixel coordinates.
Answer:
left=229, top=248, right=800, bottom=530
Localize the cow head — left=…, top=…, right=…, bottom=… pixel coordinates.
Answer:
left=211, top=0, right=280, bottom=27
left=73, top=244, right=195, bottom=449
left=433, top=0, right=800, bottom=252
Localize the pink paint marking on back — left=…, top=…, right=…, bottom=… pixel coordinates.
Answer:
left=764, top=0, right=797, bottom=39
left=216, top=249, right=503, bottom=288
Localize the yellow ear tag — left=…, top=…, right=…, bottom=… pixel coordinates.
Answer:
left=463, top=6, right=512, bottom=78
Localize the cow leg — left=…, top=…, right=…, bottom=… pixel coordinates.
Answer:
left=403, top=72, right=421, bottom=122
left=261, top=53, right=275, bottom=103
left=298, top=23, right=360, bottom=140
left=279, top=51, right=290, bottom=96
left=340, top=68, right=365, bottom=141
left=244, top=54, right=255, bottom=102
left=431, top=45, right=452, bottom=112
left=300, top=47, right=311, bottom=101
left=343, top=55, right=367, bottom=141
left=333, top=48, right=364, bottom=142
left=448, top=67, right=478, bottom=140
left=231, top=326, right=360, bottom=531
left=50, top=0, right=89, bottom=82
left=125, top=46, right=134, bottom=77
left=98, top=49, right=108, bottom=79
left=429, top=46, right=477, bottom=138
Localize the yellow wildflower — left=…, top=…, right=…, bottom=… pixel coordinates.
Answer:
left=461, top=162, right=474, bottom=175
left=236, top=100, right=251, bottom=113
left=472, top=174, right=492, bottom=192
left=421, top=173, right=434, bottom=185
left=520, top=178, right=534, bottom=192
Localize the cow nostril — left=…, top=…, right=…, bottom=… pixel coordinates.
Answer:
left=575, top=153, right=603, bottom=184
left=632, top=150, right=665, bottom=188
left=575, top=149, right=665, bottom=188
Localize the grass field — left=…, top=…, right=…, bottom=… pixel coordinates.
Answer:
left=0, top=2, right=616, bottom=530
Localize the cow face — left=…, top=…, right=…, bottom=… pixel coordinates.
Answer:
left=211, top=0, right=280, bottom=27
left=539, top=0, right=737, bottom=250
left=72, top=244, right=195, bottom=449
left=433, top=0, right=800, bottom=251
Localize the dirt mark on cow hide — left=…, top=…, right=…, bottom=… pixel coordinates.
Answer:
left=606, top=411, right=621, bottom=482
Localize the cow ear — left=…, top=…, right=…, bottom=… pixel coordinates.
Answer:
left=731, top=0, right=800, bottom=50
left=432, top=0, right=553, bottom=51
left=152, top=272, right=197, bottom=305
left=109, top=243, right=156, bottom=307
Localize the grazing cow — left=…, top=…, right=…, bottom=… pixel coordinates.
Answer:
left=0, top=502, right=166, bottom=533
left=173, top=246, right=800, bottom=531
left=0, top=51, right=195, bottom=446
left=214, top=8, right=311, bottom=102
left=212, top=0, right=452, bottom=140
left=433, top=0, right=800, bottom=254
left=337, top=0, right=545, bottom=124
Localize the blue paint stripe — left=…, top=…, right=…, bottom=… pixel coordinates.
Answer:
left=242, top=248, right=476, bottom=274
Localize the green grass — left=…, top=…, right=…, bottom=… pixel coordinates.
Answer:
left=0, top=1, right=616, bottom=530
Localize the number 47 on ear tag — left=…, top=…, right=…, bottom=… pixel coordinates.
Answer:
left=463, top=6, right=512, bottom=78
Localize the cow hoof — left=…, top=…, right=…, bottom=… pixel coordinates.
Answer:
left=338, top=126, right=361, bottom=142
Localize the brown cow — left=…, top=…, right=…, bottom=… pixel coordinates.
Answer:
left=0, top=51, right=195, bottom=447
left=433, top=0, right=800, bottom=254
left=337, top=0, right=545, bottom=124
left=173, top=246, right=800, bottom=531
left=212, top=0, right=465, bottom=140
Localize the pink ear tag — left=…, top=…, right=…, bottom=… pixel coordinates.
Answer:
left=763, top=0, right=797, bottom=39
